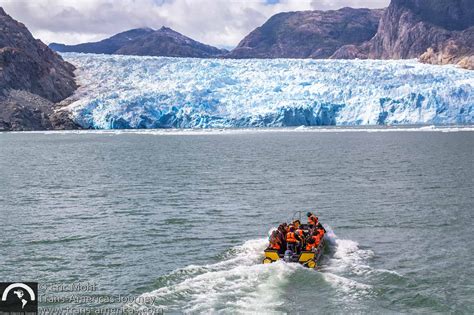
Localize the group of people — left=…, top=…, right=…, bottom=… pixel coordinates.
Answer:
left=267, top=212, right=326, bottom=255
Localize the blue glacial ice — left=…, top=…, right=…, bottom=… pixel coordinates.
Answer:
left=62, top=53, right=474, bottom=129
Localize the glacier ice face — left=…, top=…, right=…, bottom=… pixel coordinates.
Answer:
left=62, top=53, right=474, bottom=129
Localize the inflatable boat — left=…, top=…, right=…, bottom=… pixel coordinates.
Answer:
left=262, top=212, right=326, bottom=269
left=263, top=237, right=325, bottom=268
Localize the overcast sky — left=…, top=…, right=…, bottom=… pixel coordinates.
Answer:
left=0, top=0, right=389, bottom=48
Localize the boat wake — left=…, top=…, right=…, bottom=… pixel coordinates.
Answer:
left=127, top=227, right=393, bottom=313
left=126, top=239, right=296, bottom=313
left=320, top=228, right=374, bottom=298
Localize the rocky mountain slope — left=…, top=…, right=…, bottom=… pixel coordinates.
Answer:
left=0, top=7, right=77, bottom=131
left=227, top=0, right=473, bottom=69
left=333, top=0, right=474, bottom=69
left=50, top=27, right=227, bottom=58
left=227, top=7, right=383, bottom=59
left=49, top=28, right=155, bottom=54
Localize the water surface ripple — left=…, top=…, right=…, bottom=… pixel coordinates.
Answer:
left=0, top=129, right=473, bottom=313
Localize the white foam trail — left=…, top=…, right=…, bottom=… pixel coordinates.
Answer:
left=322, top=273, right=372, bottom=292
left=127, top=227, right=402, bottom=313
left=329, top=239, right=374, bottom=274
left=127, top=239, right=300, bottom=314
left=324, top=226, right=402, bottom=277
left=323, top=226, right=374, bottom=269
left=321, top=226, right=374, bottom=294
left=375, top=269, right=403, bottom=277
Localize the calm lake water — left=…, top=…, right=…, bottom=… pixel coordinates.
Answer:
left=1, top=128, right=473, bottom=314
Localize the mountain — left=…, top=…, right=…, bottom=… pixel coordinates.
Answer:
left=227, top=0, right=473, bottom=69
left=0, top=7, right=77, bottom=131
left=333, top=0, right=474, bottom=69
left=115, top=27, right=227, bottom=57
left=226, top=7, right=383, bottom=59
left=49, top=28, right=155, bottom=54
left=49, top=27, right=227, bottom=58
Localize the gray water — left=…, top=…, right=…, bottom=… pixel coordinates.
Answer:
left=1, top=129, right=473, bottom=314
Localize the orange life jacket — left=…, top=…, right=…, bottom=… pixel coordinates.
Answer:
left=313, top=229, right=325, bottom=247
left=286, top=232, right=298, bottom=243
left=270, top=242, right=281, bottom=250
left=296, top=229, right=304, bottom=237
left=315, top=236, right=322, bottom=248
left=305, top=235, right=319, bottom=251
left=308, top=215, right=318, bottom=225
left=317, top=228, right=325, bottom=239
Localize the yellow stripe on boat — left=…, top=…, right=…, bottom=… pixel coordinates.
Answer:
left=264, top=250, right=280, bottom=261
left=306, top=260, right=316, bottom=268
left=299, top=252, right=315, bottom=263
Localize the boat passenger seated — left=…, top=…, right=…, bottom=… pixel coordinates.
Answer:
left=295, top=225, right=306, bottom=252
left=276, top=224, right=287, bottom=253
left=268, top=230, right=281, bottom=250
left=292, top=220, right=301, bottom=229
left=286, top=225, right=302, bottom=254
left=305, top=236, right=316, bottom=251
left=307, top=212, right=319, bottom=227
left=305, top=228, right=324, bottom=251
left=316, top=222, right=326, bottom=233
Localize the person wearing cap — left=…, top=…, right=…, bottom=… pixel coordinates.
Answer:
left=307, top=212, right=319, bottom=227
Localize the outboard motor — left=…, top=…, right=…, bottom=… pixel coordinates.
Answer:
left=284, top=250, right=293, bottom=263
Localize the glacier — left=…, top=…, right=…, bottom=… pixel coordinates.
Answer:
left=61, top=53, right=474, bottom=129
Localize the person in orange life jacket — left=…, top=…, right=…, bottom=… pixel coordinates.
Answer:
left=315, top=228, right=324, bottom=243
left=292, top=220, right=301, bottom=229
left=295, top=224, right=306, bottom=252
left=316, top=222, right=326, bottom=233
left=314, top=225, right=326, bottom=248
left=307, top=222, right=324, bottom=238
left=305, top=236, right=316, bottom=251
left=286, top=225, right=301, bottom=253
left=307, top=212, right=319, bottom=226
left=305, top=229, right=323, bottom=251
left=276, top=224, right=287, bottom=252
left=268, top=230, right=281, bottom=250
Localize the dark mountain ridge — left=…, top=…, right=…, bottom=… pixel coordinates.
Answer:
left=395, top=0, right=474, bottom=31
left=49, top=27, right=227, bottom=57
left=49, top=28, right=155, bottom=54
left=227, top=7, right=383, bottom=59
left=333, top=0, right=474, bottom=68
left=228, top=0, right=473, bottom=69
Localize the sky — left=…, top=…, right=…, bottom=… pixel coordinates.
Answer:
left=0, top=0, right=390, bottom=48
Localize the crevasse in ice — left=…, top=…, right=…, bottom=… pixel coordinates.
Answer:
left=62, top=53, right=474, bottom=129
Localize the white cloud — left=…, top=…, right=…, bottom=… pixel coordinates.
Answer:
left=0, top=0, right=389, bottom=48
